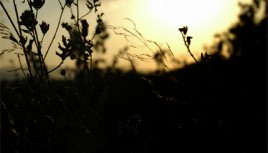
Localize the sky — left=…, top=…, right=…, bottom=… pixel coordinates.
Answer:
left=0, top=0, right=247, bottom=76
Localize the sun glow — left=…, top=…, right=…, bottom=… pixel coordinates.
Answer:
left=147, top=0, right=225, bottom=28
left=116, top=0, right=238, bottom=70
left=0, top=0, right=240, bottom=72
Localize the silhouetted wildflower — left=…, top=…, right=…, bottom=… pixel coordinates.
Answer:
left=31, top=0, right=45, bottom=10
left=186, top=36, right=193, bottom=45
left=62, top=22, right=72, bottom=33
left=65, top=0, right=74, bottom=7
left=81, top=19, right=89, bottom=38
left=39, top=21, right=49, bottom=35
left=95, top=14, right=104, bottom=35
left=19, top=10, right=37, bottom=32
left=179, top=26, right=188, bottom=35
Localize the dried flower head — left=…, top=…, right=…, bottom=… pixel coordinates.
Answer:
left=31, top=0, right=45, bottom=10
left=178, top=26, right=188, bottom=35
left=65, top=0, right=74, bottom=7
left=19, top=10, right=37, bottom=31
left=186, top=36, right=193, bottom=45
left=81, top=19, right=89, bottom=38
left=39, top=21, right=49, bottom=35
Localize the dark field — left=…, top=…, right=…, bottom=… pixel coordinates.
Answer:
left=1, top=55, right=267, bottom=153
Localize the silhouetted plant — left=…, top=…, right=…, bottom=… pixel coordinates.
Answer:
left=0, top=1, right=107, bottom=151
left=1, top=0, right=266, bottom=153
left=0, top=0, right=106, bottom=88
left=109, top=19, right=213, bottom=73
left=178, top=26, right=198, bottom=63
left=109, top=18, right=178, bottom=72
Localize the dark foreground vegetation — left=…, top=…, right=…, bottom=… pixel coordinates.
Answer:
left=1, top=0, right=267, bottom=153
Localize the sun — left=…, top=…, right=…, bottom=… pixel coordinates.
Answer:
left=147, top=0, right=224, bottom=28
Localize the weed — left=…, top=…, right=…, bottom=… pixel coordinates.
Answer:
left=0, top=0, right=106, bottom=91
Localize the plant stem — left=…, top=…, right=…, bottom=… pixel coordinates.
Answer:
left=180, top=33, right=198, bottom=63
left=44, top=4, right=66, bottom=60
left=40, top=34, right=45, bottom=45
left=77, top=0, right=79, bottom=23
left=48, top=61, right=64, bottom=73
left=0, top=1, right=19, bottom=37
left=26, top=0, right=51, bottom=91
left=17, top=53, right=27, bottom=78
left=11, top=0, right=34, bottom=79
left=76, top=0, right=90, bottom=82
left=88, top=50, right=93, bottom=85
left=33, top=27, right=51, bottom=92
left=79, top=10, right=93, bottom=20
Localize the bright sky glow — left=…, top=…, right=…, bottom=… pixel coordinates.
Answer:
left=0, top=0, right=242, bottom=74
left=148, top=0, right=223, bottom=28
left=105, top=0, right=240, bottom=70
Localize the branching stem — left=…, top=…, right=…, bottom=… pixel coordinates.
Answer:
left=180, top=32, right=198, bottom=63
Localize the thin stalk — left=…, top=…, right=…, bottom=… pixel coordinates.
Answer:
left=126, top=53, right=137, bottom=73
left=35, top=10, right=38, bottom=19
left=90, top=53, right=92, bottom=83
left=48, top=61, right=64, bottom=73
left=86, top=37, right=92, bottom=83
left=75, top=0, right=82, bottom=39
left=181, top=33, right=198, bottom=63
left=76, top=0, right=90, bottom=81
left=44, top=4, right=66, bottom=59
left=40, top=34, right=45, bottom=45
left=33, top=27, right=51, bottom=92
left=0, top=1, right=20, bottom=37
left=82, top=38, right=91, bottom=82
left=29, top=42, right=42, bottom=79
left=91, top=33, right=96, bottom=41
left=12, top=0, right=34, bottom=79
left=79, top=10, right=93, bottom=20
left=32, top=28, right=44, bottom=76
left=25, top=0, right=43, bottom=80
left=75, top=0, right=83, bottom=40
left=17, top=53, right=27, bottom=78
left=26, top=0, right=51, bottom=90
left=57, top=0, right=64, bottom=9
left=26, top=0, right=31, bottom=8
left=77, top=0, right=79, bottom=24
left=89, top=34, right=96, bottom=85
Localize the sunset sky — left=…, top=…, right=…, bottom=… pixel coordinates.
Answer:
left=0, top=0, right=248, bottom=74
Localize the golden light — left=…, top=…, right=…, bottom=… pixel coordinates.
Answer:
left=0, top=0, right=240, bottom=72
left=147, top=0, right=225, bottom=28
left=115, top=0, right=239, bottom=70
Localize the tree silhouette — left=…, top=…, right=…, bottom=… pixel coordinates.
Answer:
left=205, top=1, right=267, bottom=152
left=211, top=0, right=267, bottom=65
